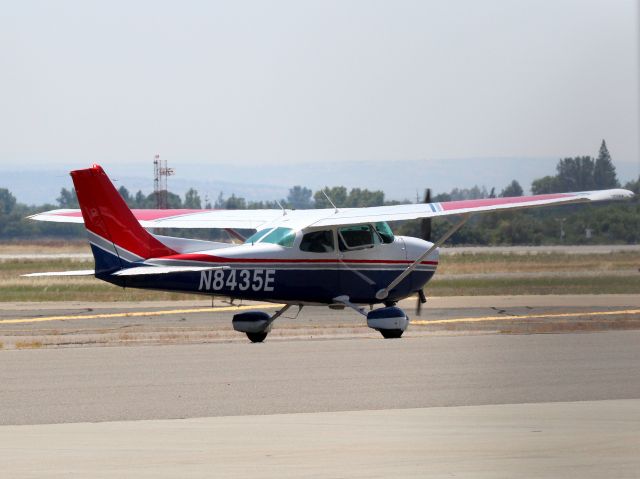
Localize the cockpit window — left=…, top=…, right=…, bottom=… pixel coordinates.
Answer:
left=374, top=222, right=395, bottom=244
left=259, top=227, right=296, bottom=247
left=338, top=225, right=375, bottom=251
left=300, top=230, right=334, bottom=253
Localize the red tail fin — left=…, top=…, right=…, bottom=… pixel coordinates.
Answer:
left=71, top=164, right=175, bottom=261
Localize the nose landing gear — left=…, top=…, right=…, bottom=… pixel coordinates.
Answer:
left=366, top=306, right=409, bottom=339
left=333, top=296, right=409, bottom=339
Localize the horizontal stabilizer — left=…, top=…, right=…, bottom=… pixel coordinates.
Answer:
left=22, top=270, right=95, bottom=277
left=111, top=265, right=229, bottom=277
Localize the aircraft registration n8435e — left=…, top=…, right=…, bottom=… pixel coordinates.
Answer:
left=27, top=165, right=634, bottom=342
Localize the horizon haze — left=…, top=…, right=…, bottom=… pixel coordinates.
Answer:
left=1, top=0, right=638, bottom=201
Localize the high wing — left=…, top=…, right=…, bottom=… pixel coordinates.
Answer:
left=306, top=189, right=634, bottom=227
left=28, top=208, right=285, bottom=230
left=28, top=189, right=633, bottom=230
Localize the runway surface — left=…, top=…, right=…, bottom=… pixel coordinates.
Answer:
left=2, top=295, right=640, bottom=477
left=2, top=330, right=640, bottom=425
left=3, top=400, right=639, bottom=478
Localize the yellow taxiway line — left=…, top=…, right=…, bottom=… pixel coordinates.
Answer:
left=411, top=309, right=640, bottom=325
left=0, top=304, right=282, bottom=325
left=0, top=306, right=638, bottom=327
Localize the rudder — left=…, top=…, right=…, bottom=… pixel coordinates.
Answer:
left=71, top=164, right=175, bottom=274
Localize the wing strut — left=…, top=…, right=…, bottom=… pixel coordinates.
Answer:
left=375, top=214, right=472, bottom=301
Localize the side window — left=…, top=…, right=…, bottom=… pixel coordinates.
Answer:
left=338, top=225, right=374, bottom=251
left=300, top=230, right=334, bottom=253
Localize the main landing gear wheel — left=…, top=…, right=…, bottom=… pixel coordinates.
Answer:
left=246, top=332, right=268, bottom=343
left=379, top=329, right=404, bottom=339
left=232, top=305, right=292, bottom=343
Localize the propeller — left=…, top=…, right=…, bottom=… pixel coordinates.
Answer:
left=420, top=188, right=432, bottom=242
left=416, top=188, right=432, bottom=316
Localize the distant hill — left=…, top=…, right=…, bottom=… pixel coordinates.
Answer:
left=2, top=157, right=637, bottom=205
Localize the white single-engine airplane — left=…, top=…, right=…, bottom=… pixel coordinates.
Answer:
left=28, top=165, right=634, bottom=342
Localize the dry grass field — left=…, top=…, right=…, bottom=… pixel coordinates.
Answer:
left=0, top=240, right=90, bottom=255
left=436, top=251, right=640, bottom=275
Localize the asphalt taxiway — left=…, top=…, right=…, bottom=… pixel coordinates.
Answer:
left=1, top=331, right=640, bottom=477
left=1, top=295, right=640, bottom=477
left=3, top=329, right=640, bottom=425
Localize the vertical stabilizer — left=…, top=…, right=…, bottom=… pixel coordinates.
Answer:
left=70, top=164, right=175, bottom=274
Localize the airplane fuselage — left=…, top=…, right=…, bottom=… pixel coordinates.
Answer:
left=96, top=234, right=438, bottom=305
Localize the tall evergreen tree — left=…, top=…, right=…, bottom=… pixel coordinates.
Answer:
left=183, top=188, right=202, bottom=208
left=594, top=140, right=619, bottom=188
left=556, top=156, right=596, bottom=192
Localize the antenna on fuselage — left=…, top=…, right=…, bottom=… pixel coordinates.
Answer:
left=275, top=199, right=287, bottom=216
left=322, top=189, right=339, bottom=214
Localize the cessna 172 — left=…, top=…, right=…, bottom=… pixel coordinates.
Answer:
left=28, top=164, right=633, bottom=342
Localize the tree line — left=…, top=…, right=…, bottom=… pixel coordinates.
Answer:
left=1, top=140, right=638, bottom=244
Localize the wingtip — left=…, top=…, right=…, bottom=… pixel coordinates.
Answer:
left=611, top=188, right=634, bottom=200
left=587, top=188, right=635, bottom=201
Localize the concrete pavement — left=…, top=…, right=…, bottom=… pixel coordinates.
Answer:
left=1, top=400, right=639, bottom=478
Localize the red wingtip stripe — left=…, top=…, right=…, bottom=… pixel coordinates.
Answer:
left=440, top=193, right=572, bottom=211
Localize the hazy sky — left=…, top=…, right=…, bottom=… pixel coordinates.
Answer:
left=1, top=0, right=638, bottom=172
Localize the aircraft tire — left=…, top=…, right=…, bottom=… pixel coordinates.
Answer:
left=246, top=332, right=268, bottom=343
left=379, top=329, right=404, bottom=339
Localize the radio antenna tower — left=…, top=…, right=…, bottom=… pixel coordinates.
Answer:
left=153, top=154, right=175, bottom=209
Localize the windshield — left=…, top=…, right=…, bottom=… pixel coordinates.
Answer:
left=375, top=222, right=395, bottom=244
left=244, top=228, right=273, bottom=244
left=257, top=227, right=296, bottom=247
